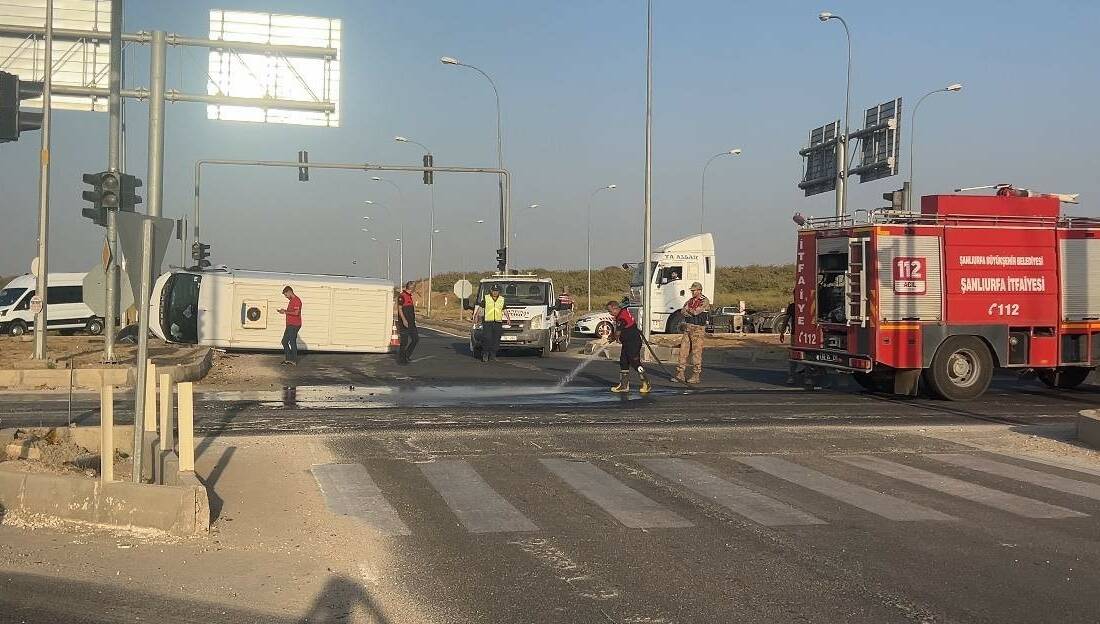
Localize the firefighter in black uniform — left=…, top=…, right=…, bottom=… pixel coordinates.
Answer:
left=606, top=300, right=651, bottom=394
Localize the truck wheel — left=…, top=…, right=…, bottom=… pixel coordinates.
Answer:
left=86, top=317, right=104, bottom=336
left=925, top=336, right=993, bottom=401
left=666, top=311, right=684, bottom=334
left=539, top=334, right=552, bottom=358
left=555, top=332, right=572, bottom=352
left=7, top=321, right=26, bottom=337
left=1038, top=367, right=1092, bottom=389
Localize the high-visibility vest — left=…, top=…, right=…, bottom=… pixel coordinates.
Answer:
left=483, top=294, right=505, bottom=322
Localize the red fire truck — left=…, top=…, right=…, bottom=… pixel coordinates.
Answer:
left=789, top=189, right=1096, bottom=400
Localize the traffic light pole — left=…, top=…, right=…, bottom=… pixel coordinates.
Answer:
left=103, top=0, right=123, bottom=363
left=130, top=30, right=167, bottom=484
left=31, top=0, right=54, bottom=360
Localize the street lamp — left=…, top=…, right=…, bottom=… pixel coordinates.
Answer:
left=364, top=233, right=391, bottom=280
left=587, top=184, right=617, bottom=311
left=440, top=55, right=506, bottom=271
left=700, top=148, right=742, bottom=234
left=909, top=83, right=963, bottom=209
left=512, top=203, right=539, bottom=267
left=392, top=136, right=439, bottom=317
left=818, top=10, right=852, bottom=218
left=365, top=200, right=403, bottom=285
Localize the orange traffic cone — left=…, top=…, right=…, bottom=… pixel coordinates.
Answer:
left=390, top=320, right=400, bottom=350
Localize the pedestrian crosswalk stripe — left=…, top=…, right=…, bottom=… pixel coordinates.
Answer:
left=735, top=456, right=955, bottom=521
left=540, top=459, right=694, bottom=529
left=641, top=458, right=826, bottom=527
left=311, top=464, right=411, bottom=536
left=927, top=454, right=1100, bottom=502
left=420, top=459, right=539, bottom=534
left=836, top=455, right=1088, bottom=519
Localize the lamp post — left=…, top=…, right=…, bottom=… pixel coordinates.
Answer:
left=440, top=56, right=507, bottom=271
left=365, top=200, right=402, bottom=285
left=700, top=148, right=742, bottom=234
left=392, top=136, right=438, bottom=317
left=363, top=230, right=391, bottom=280
left=587, top=185, right=616, bottom=311
left=909, top=83, right=963, bottom=209
left=818, top=11, right=852, bottom=218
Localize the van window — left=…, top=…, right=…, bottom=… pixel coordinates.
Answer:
left=0, top=288, right=26, bottom=308
left=47, top=285, right=83, bottom=305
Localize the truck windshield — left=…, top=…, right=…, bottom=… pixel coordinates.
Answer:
left=0, top=288, right=26, bottom=308
left=476, top=282, right=548, bottom=306
left=161, top=273, right=201, bottom=343
left=630, top=262, right=658, bottom=287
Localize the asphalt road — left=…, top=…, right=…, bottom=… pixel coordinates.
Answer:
left=300, top=424, right=1100, bottom=624
left=0, top=327, right=1094, bottom=433
left=3, top=328, right=1100, bottom=623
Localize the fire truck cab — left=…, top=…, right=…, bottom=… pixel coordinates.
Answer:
left=790, top=191, right=1097, bottom=400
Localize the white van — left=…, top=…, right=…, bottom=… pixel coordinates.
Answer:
left=150, top=268, right=395, bottom=353
left=0, top=273, right=103, bottom=337
left=628, top=233, right=716, bottom=333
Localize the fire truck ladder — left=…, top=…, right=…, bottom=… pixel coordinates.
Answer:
left=846, top=238, right=870, bottom=327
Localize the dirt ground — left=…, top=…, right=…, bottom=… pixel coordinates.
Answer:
left=0, top=335, right=205, bottom=371
left=0, top=426, right=133, bottom=481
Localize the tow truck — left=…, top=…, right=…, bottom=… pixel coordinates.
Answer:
left=467, top=274, right=573, bottom=357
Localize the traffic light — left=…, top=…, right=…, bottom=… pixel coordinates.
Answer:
left=191, top=242, right=211, bottom=269
left=423, top=153, right=434, bottom=185
left=297, top=150, right=309, bottom=182
left=882, top=188, right=905, bottom=211
left=496, top=247, right=507, bottom=272
left=0, top=71, right=43, bottom=143
left=81, top=171, right=118, bottom=226
left=119, top=173, right=143, bottom=212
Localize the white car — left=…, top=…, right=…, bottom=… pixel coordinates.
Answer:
left=573, top=311, right=615, bottom=337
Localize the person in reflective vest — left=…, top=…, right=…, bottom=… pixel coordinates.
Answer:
left=477, top=284, right=508, bottom=363
left=606, top=300, right=651, bottom=394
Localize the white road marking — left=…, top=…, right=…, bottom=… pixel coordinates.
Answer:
left=641, top=458, right=825, bottom=526
left=420, top=325, right=467, bottom=338
left=541, top=459, right=693, bottom=529
left=420, top=459, right=538, bottom=533
left=735, top=456, right=954, bottom=521
left=836, top=455, right=1087, bottom=519
left=928, top=453, right=1100, bottom=502
left=311, top=463, right=411, bottom=536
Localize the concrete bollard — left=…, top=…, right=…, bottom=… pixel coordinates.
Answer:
left=100, top=385, right=114, bottom=482
left=158, top=372, right=174, bottom=452
left=178, top=381, right=195, bottom=472
left=141, top=363, right=158, bottom=482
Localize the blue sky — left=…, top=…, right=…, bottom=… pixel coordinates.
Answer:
left=1, top=0, right=1097, bottom=280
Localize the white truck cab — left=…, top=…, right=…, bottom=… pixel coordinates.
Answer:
left=629, top=233, right=716, bottom=333
left=468, top=274, right=573, bottom=357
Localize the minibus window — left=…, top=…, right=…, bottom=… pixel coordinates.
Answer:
left=0, top=288, right=26, bottom=308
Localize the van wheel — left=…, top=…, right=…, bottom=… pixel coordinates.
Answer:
left=86, top=317, right=104, bottom=336
left=7, top=321, right=27, bottom=337
left=1038, top=367, right=1092, bottom=389
left=924, top=336, right=993, bottom=401
left=666, top=311, right=684, bottom=334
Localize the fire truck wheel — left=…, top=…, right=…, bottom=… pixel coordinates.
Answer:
left=1037, top=367, right=1092, bottom=390
left=926, top=336, right=993, bottom=401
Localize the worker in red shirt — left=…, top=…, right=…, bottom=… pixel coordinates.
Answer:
left=396, top=281, right=419, bottom=365
left=277, top=285, right=303, bottom=365
left=606, top=300, right=651, bottom=394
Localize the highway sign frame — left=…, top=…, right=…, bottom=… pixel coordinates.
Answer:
left=798, top=120, right=840, bottom=197
left=853, top=97, right=903, bottom=184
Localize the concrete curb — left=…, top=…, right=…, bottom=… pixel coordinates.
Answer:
left=1078, top=409, right=1100, bottom=450
left=0, top=470, right=210, bottom=535
left=0, top=348, right=212, bottom=390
